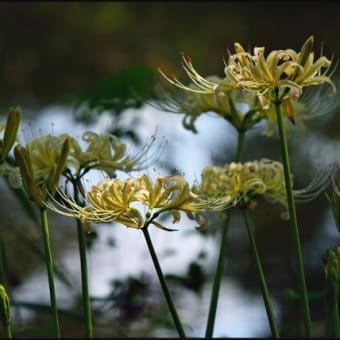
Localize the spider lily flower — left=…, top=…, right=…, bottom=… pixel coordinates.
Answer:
left=150, top=78, right=275, bottom=134
left=138, top=174, right=208, bottom=224
left=66, top=131, right=160, bottom=178
left=13, top=135, right=70, bottom=207
left=157, top=51, right=275, bottom=133
left=194, top=159, right=331, bottom=219
left=153, top=80, right=320, bottom=137
left=27, top=134, right=70, bottom=183
left=156, top=42, right=336, bottom=135
left=158, top=52, right=231, bottom=96
left=0, top=106, right=21, bottom=162
left=224, top=36, right=336, bottom=119
left=46, top=175, right=213, bottom=230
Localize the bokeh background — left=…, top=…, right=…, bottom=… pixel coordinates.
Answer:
left=1, top=1, right=340, bottom=337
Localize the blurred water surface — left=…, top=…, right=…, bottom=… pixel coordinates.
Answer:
left=0, top=102, right=336, bottom=337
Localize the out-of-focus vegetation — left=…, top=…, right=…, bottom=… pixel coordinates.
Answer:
left=1, top=1, right=340, bottom=108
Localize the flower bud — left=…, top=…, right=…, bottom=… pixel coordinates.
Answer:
left=0, top=106, right=21, bottom=162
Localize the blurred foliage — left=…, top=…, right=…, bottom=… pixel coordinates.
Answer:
left=165, top=261, right=206, bottom=295
left=110, top=275, right=149, bottom=323
left=326, top=178, right=340, bottom=233
left=73, top=65, right=158, bottom=142
left=0, top=1, right=340, bottom=110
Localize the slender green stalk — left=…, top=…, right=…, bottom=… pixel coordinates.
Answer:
left=2, top=305, right=12, bottom=339
left=274, top=97, right=312, bottom=337
left=234, top=130, right=245, bottom=163
left=0, top=237, right=9, bottom=289
left=142, top=226, right=186, bottom=338
left=3, top=319, right=12, bottom=338
left=205, top=130, right=245, bottom=338
left=40, top=207, right=61, bottom=338
left=74, top=184, right=93, bottom=338
left=242, top=209, right=280, bottom=338
left=205, top=213, right=231, bottom=338
left=76, top=219, right=93, bottom=338
left=0, top=237, right=14, bottom=336
left=0, top=284, right=12, bottom=338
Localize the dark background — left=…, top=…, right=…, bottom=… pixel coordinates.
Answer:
left=1, top=1, right=340, bottom=108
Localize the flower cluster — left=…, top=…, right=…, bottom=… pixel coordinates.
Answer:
left=152, top=78, right=276, bottom=134
left=47, top=174, right=212, bottom=229
left=157, top=36, right=337, bottom=134
left=66, top=131, right=159, bottom=178
left=7, top=128, right=160, bottom=206
left=193, top=159, right=329, bottom=219
left=225, top=36, right=335, bottom=102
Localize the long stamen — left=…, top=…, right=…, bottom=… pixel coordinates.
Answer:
left=158, top=53, right=219, bottom=94
left=180, top=53, right=218, bottom=90
left=294, top=168, right=332, bottom=202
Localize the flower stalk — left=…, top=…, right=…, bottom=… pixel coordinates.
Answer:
left=73, top=184, right=93, bottom=338
left=142, top=223, right=186, bottom=338
left=0, top=284, right=12, bottom=338
left=274, top=92, right=312, bottom=337
left=205, top=129, right=244, bottom=338
left=242, top=208, right=279, bottom=338
left=40, top=207, right=61, bottom=338
left=0, top=236, right=9, bottom=290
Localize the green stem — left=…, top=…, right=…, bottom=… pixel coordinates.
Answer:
left=76, top=219, right=93, bottom=338
left=3, top=321, right=12, bottom=338
left=274, top=97, right=312, bottom=337
left=0, top=284, right=12, bottom=338
left=205, top=130, right=245, bottom=338
left=205, top=213, right=231, bottom=338
left=0, top=236, right=9, bottom=289
left=242, top=209, right=280, bottom=338
left=142, top=226, right=186, bottom=338
left=74, top=184, right=93, bottom=338
left=40, top=207, right=61, bottom=338
left=234, top=129, right=245, bottom=163
left=0, top=238, right=12, bottom=338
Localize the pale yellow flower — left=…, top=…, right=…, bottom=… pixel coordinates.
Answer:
left=27, top=134, right=70, bottom=180
left=47, top=174, right=212, bottom=230
left=225, top=36, right=336, bottom=103
left=194, top=159, right=329, bottom=219
left=194, top=161, right=267, bottom=209
left=158, top=37, right=337, bottom=131
left=158, top=52, right=232, bottom=95
left=138, top=174, right=208, bottom=225
left=67, top=131, right=159, bottom=178
left=151, top=77, right=271, bottom=133
left=14, top=136, right=70, bottom=207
